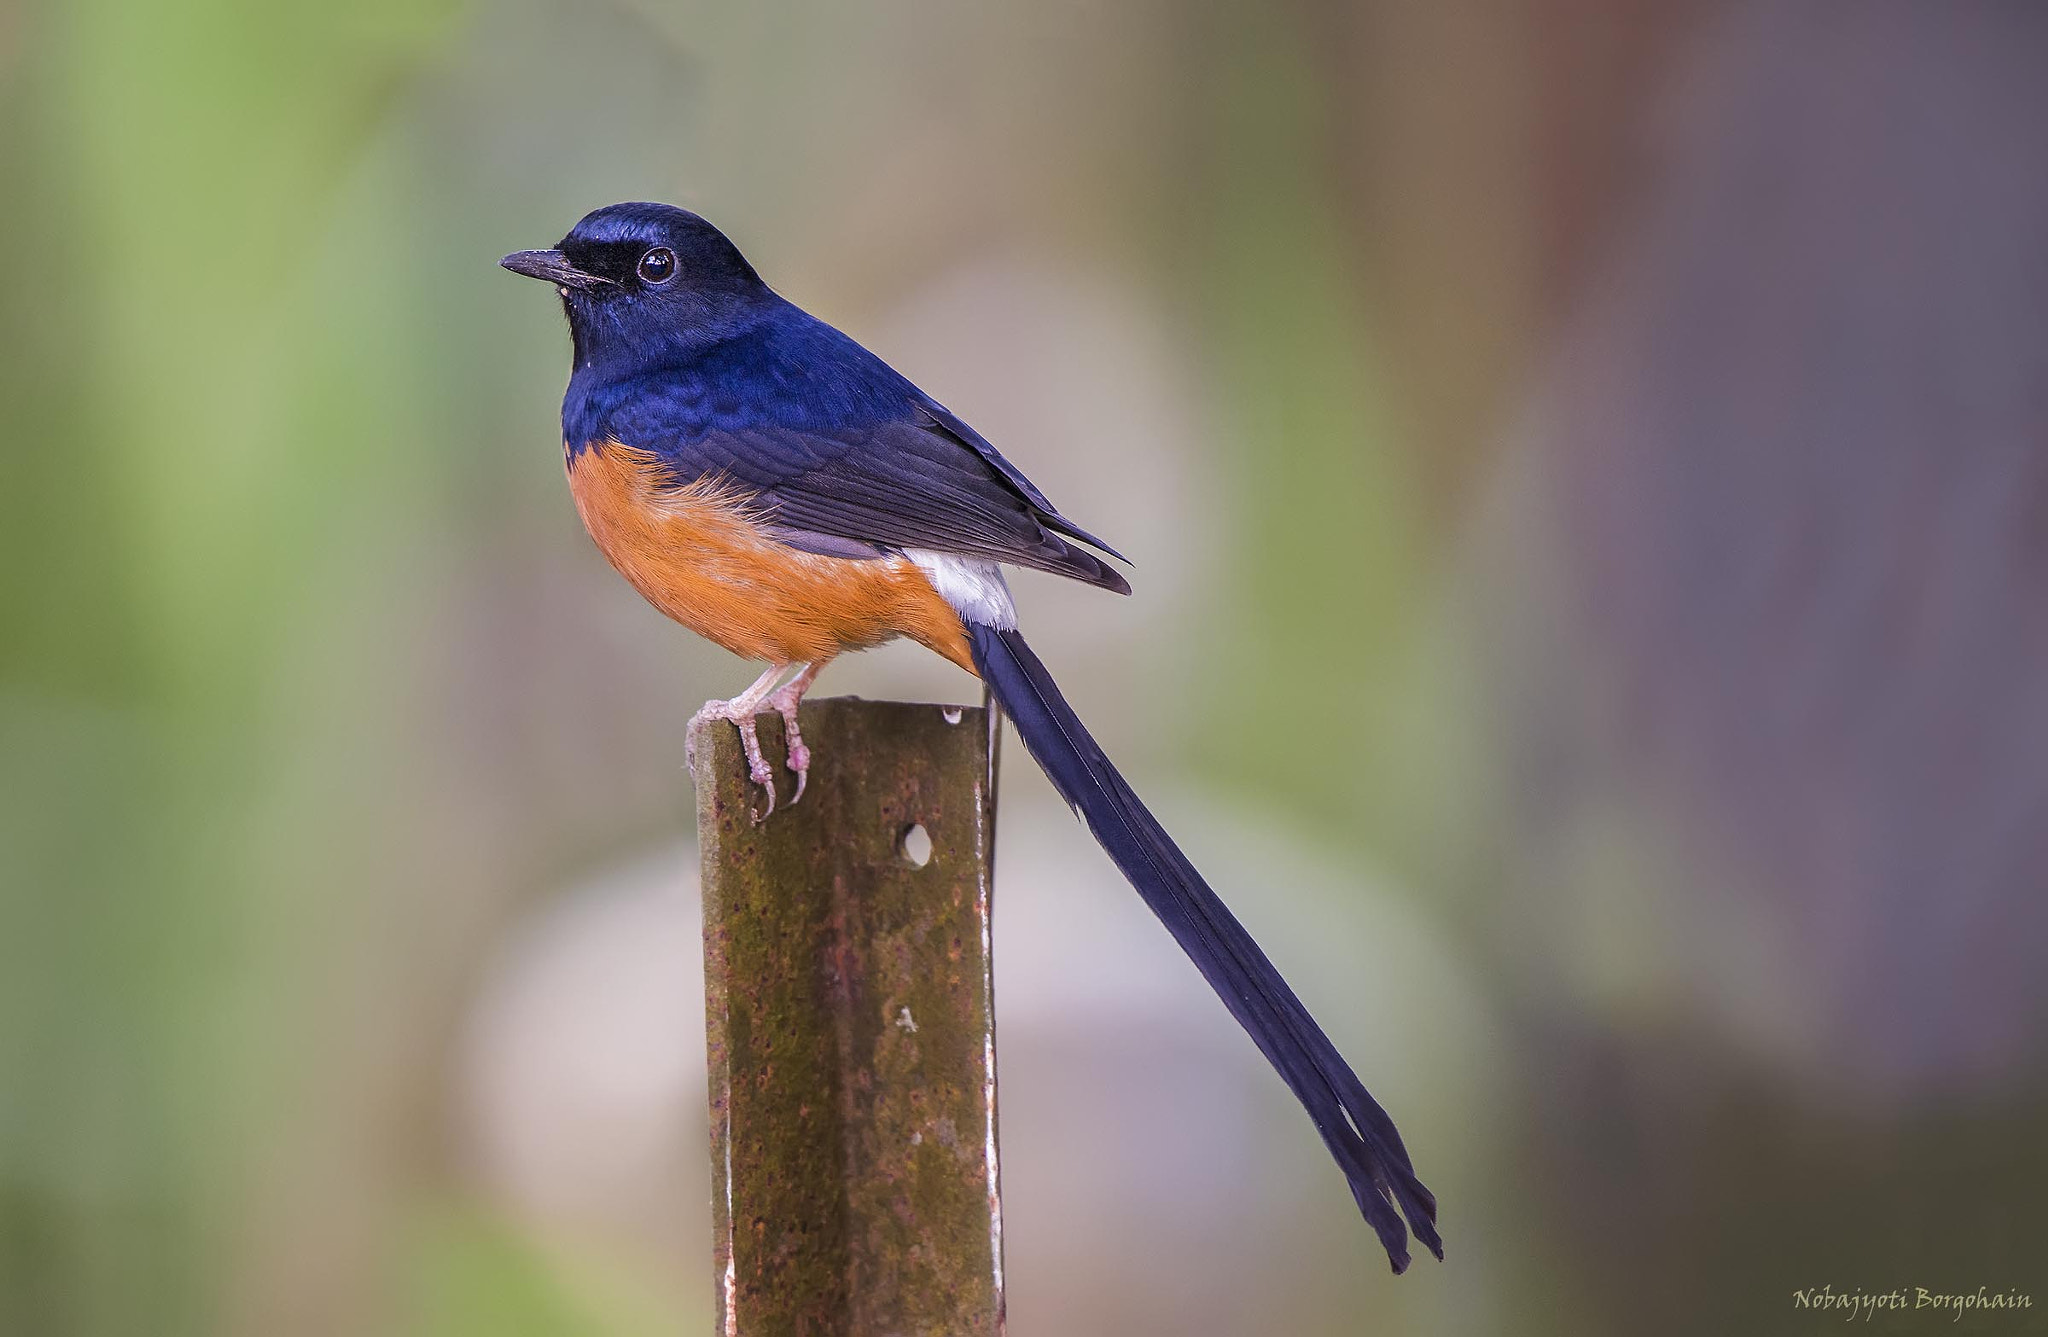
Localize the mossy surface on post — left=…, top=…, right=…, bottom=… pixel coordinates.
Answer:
left=695, top=697, right=1004, bottom=1337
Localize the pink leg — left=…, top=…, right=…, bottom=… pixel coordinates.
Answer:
left=686, top=664, right=789, bottom=820
left=764, top=660, right=827, bottom=806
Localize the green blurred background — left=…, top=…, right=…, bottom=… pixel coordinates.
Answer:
left=5, top=1, right=2046, bottom=1333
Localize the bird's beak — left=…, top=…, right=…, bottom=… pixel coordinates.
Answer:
left=499, top=249, right=610, bottom=290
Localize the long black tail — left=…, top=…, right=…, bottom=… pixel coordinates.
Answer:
left=969, top=622, right=1441, bottom=1272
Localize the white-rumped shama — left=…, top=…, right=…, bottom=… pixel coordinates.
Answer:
left=503, top=202, right=1441, bottom=1271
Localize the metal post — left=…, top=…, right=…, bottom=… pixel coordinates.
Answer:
left=693, top=697, right=1005, bottom=1336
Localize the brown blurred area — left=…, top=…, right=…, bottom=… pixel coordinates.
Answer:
left=3, top=1, right=2045, bottom=1334
left=1478, top=5, right=2048, bottom=1332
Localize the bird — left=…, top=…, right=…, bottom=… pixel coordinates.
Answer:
left=502, top=201, right=1442, bottom=1272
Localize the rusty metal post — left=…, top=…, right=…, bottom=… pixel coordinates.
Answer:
left=692, top=696, right=1005, bottom=1336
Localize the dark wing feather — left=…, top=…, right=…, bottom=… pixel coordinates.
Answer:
left=656, top=419, right=1131, bottom=594
left=914, top=402, right=1130, bottom=562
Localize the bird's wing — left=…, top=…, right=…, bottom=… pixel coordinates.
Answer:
left=912, top=400, right=1129, bottom=562
left=632, top=411, right=1131, bottom=594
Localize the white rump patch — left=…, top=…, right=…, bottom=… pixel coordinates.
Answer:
left=904, top=550, right=1017, bottom=630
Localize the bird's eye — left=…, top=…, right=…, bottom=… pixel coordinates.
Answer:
left=636, top=246, right=677, bottom=285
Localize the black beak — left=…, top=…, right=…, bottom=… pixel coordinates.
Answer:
left=499, top=249, right=610, bottom=291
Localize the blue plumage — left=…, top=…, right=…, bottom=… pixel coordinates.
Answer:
left=568, top=304, right=911, bottom=452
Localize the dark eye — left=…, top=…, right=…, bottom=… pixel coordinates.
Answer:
left=636, top=246, right=676, bottom=284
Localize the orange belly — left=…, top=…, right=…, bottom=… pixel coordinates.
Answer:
left=566, top=441, right=975, bottom=673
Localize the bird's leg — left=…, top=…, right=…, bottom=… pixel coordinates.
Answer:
left=764, top=659, right=827, bottom=806
left=686, top=664, right=789, bottom=820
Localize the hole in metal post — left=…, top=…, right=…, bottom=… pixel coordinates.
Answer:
left=897, top=823, right=933, bottom=867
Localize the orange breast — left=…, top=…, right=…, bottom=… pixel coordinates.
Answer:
left=566, top=441, right=975, bottom=673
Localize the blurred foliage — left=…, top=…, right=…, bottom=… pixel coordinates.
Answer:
left=402, top=1203, right=672, bottom=1337
left=1188, top=9, right=1477, bottom=883
left=3, top=0, right=472, bottom=1331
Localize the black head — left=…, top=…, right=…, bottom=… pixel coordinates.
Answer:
left=501, top=202, right=773, bottom=372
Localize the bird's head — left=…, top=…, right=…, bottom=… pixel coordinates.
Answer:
left=502, top=202, right=772, bottom=372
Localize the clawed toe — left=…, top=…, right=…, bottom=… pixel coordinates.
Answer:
left=732, top=716, right=779, bottom=823
left=777, top=716, right=812, bottom=809
left=765, top=664, right=821, bottom=810
left=689, top=662, right=827, bottom=823
left=786, top=739, right=811, bottom=806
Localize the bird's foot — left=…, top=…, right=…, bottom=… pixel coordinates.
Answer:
left=764, top=663, right=822, bottom=807
left=689, top=695, right=782, bottom=820
left=685, top=664, right=790, bottom=821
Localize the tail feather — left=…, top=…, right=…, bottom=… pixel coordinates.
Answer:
left=969, top=623, right=1442, bottom=1272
